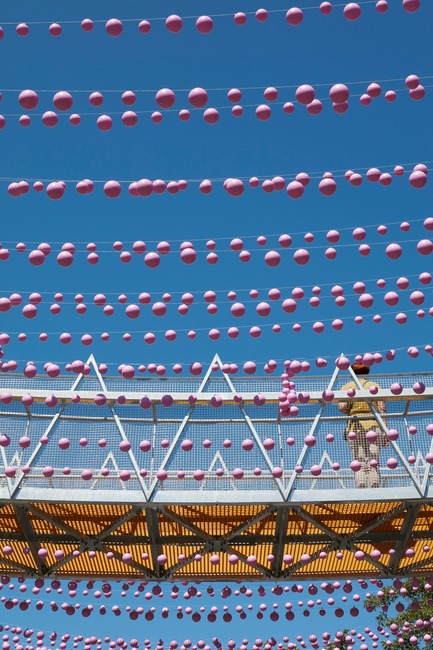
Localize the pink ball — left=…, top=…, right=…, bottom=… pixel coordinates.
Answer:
left=106, top=19, right=123, bottom=36
left=265, top=250, right=280, bottom=267
left=410, top=171, right=427, bottom=188
left=234, top=12, right=247, bottom=25
left=46, top=182, right=64, bottom=199
left=286, top=180, right=304, bottom=198
left=203, top=108, right=219, bottom=124
left=256, top=104, right=271, bottom=120
left=344, top=3, right=361, bottom=20
left=156, top=88, right=175, bottom=109
left=320, top=1, right=333, bottom=13
left=188, top=87, right=208, bottom=108
left=329, top=84, right=349, bottom=103
left=386, top=243, right=402, bottom=259
left=286, top=7, right=304, bottom=25
left=19, top=90, right=38, bottom=110
left=196, top=16, right=213, bottom=33
left=295, top=85, right=315, bottom=105
left=138, top=20, right=151, bottom=33
left=97, top=115, right=113, bottom=131
left=226, top=178, right=244, bottom=196
left=294, top=249, right=310, bottom=265
left=122, top=111, right=138, bottom=127
left=89, top=92, right=103, bottom=106
left=104, top=180, right=121, bottom=198
left=409, top=85, right=425, bottom=100
left=406, top=74, right=420, bottom=89
left=81, top=18, right=94, bottom=31
left=166, top=15, right=183, bottom=32
left=367, top=83, right=381, bottom=98
left=307, top=99, right=323, bottom=115
left=319, top=178, right=337, bottom=196
left=417, top=239, right=433, bottom=255
left=402, top=0, right=420, bottom=12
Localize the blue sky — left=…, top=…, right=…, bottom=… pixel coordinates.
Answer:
left=0, top=0, right=431, bottom=643
left=0, top=0, right=431, bottom=376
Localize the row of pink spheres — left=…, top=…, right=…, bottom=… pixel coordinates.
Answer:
left=2, top=215, right=432, bottom=258
left=2, top=0, right=422, bottom=39
left=0, top=633, right=423, bottom=650
left=8, top=75, right=425, bottom=117
left=0, top=599, right=420, bottom=624
left=0, top=630, right=421, bottom=650
left=1, top=342, right=432, bottom=375
left=6, top=167, right=429, bottom=202
left=0, top=270, right=431, bottom=308
left=0, top=279, right=429, bottom=311
left=6, top=88, right=426, bottom=129
left=5, top=237, right=433, bottom=269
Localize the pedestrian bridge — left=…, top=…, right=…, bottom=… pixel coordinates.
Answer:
left=0, top=355, right=431, bottom=582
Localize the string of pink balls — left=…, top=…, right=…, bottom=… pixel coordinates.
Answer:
left=2, top=76, right=426, bottom=129
left=0, top=1, right=422, bottom=40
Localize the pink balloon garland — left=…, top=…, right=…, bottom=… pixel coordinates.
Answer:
left=0, top=3, right=420, bottom=40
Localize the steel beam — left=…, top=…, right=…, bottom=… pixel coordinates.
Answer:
left=389, top=504, right=421, bottom=573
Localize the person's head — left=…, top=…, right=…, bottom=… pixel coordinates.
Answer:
left=351, top=362, right=370, bottom=375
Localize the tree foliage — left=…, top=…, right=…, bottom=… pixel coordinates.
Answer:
left=364, top=577, right=433, bottom=650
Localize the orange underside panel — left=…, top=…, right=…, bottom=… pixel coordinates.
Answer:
left=0, top=501, right=429, bottom=579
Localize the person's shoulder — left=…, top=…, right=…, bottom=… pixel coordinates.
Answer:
left=341, top=380, right=356, bottom=391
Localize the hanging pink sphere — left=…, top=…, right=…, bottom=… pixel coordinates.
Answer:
left=231, top=303, right=246, bottom=317
left=279, top=104, right=294, bottom=119
left=329, top=84, right=349, bottom=103
left=376, top=0, right=389, bottom=11
left=200, top=108, right=218, bottom=125
left=264, top=250, right=280, bottom=267
left=409, top=85, right=425, bottom=100
left=122, top=111, right=138, bottom=127
left=226, top=178, right=245, bottom=196
left=104, top=180, right=121, bottom=198
left=19, top=90, right=39, bottom=110
left=122, top=90, right=136, bottom=105
left=156, top=88, right=176, bottom=109
left=69, top=113, right=81, bottom=125
left=52, top=91, right=73, bottom=112
left=385, top=90, right=396, bottom=101
left=126, top=304, right=140, bottom=319
left=405, top=74, right=420, bottom=89
left=295, top=85, right=315, bottom=105
left=188, top=87, right=208, bottom=108
left=402, top=0, right=420, bottom=11
left=45, top=181, right=64, bottom=200
left=181, top=248, right=197, bottom=264
left=234, top=12, right=247, bottom=24
left=360, top=94, right=371, bottom=106
left=138, top=20, right=151, bottom=33
left=81, top=18, right=94, bottom=31
left=409, top=171, right=427, bottom=188
left=166, top=15, right=183, bottom=32
left=264, top=87, right=278, bottom=102
left=320, top=1, right=333, bottom=13
left=200, top=179, right=212, bottom=193
left=307, top=99, right=323, bottom=115
left=313, top=322, right=324, bottom=333
left=89, top=92, right=104, bottom=106
left=196, top=16, right=213, bottom=33
left=286, top=181, right=304, bottom=198
left=319, top=178, right=337, bottom=196
left=286, top=8, right=304, bottom=25
left=294, top=249, right=310, bottom=265
left=256, top=104, right=271, bottom=120
left=417, top=239, right=433, bottom=255
left=386, top=243, right=402, bottom=259
left=97, top=115, right=113, bottom=131
left=367, top=83, right=381, bottom=98
left=344, top=3, right=361, bottom=19
left=105, top=19, right=123, bottom=36
left=333, top=101, right=349, bottom=113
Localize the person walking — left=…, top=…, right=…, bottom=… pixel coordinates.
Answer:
left=338, top=362, right=388, bottom=489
